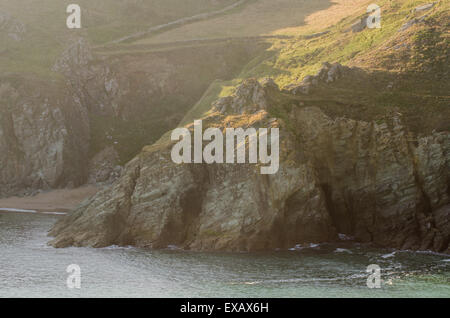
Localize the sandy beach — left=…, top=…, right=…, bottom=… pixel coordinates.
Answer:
left=0, top=186, right=99, bottom=213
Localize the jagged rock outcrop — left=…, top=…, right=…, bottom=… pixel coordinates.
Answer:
left=0, top=80, right=90, bottom=197
left=52, top=37, right=120, bottom=117
left=0, top=38, right=111, bottom=197
left=87, top=146, right=122, bottom=185
left=213, top=78, right=268, bottom=113
left=349, top=17, right=368, bottom=33
left=49, top=79, right=449, bottom=253
left=400, top=2, right=437, bottom=31
left=286, top=62, right=353, bottom=95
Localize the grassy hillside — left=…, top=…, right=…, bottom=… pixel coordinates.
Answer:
left=177, top=0, right=449, bottom=134
left=2, top=0, right=448, bottom=162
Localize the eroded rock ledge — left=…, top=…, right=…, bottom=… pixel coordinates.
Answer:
left=49, top=78, right=449, bottom=253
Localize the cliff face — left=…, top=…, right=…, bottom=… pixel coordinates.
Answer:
left=49, top=79, right=449, bottom=253
left=1, top=1, right=448, bottom=253
left=0, top=80, right=90, bottom=197
left=0, top=37, right=264, bottom=197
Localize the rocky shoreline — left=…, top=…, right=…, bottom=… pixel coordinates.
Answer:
left=48, top=78, right=449, bottom=254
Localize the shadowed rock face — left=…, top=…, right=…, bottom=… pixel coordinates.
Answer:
left=49, top=79, right=449, bottom=253
left=0, top=81, right=90, bottom=197
left=0, top=39, right=99, bottom=197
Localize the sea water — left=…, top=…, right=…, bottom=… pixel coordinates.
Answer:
left=0, top=212, right=449, bottom=298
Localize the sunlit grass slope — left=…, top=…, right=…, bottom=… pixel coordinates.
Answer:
left=178, top=0, right=449, bottom=134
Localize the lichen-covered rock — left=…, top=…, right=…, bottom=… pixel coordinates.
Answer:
left=49, top=79, right=449, bottom=253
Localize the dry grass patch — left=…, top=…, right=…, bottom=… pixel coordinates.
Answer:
left=134, top=0, right=334, bottom=44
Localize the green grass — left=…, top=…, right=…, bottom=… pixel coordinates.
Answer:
left=240, top=0, right=448, bottom=87
left=175, top=0, right=449, bottom=137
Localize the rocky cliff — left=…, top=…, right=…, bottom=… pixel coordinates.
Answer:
left=0, top=36, right=264, bottom=197
left=49, top=78, right=449, bottom=253
left=0, top=79, right=90, bottom=197
left=1, top=0, right=447, bottom=253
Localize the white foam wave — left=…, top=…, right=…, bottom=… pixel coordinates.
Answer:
left=334, top=248, right=353, bottom=254
left=381, top=252, right=396, bottom=259
left=0, top=208, right=67, bottom=215
left=0, top=208, right=37, bottom=213
left=41, top=211, right=67, bottom=215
